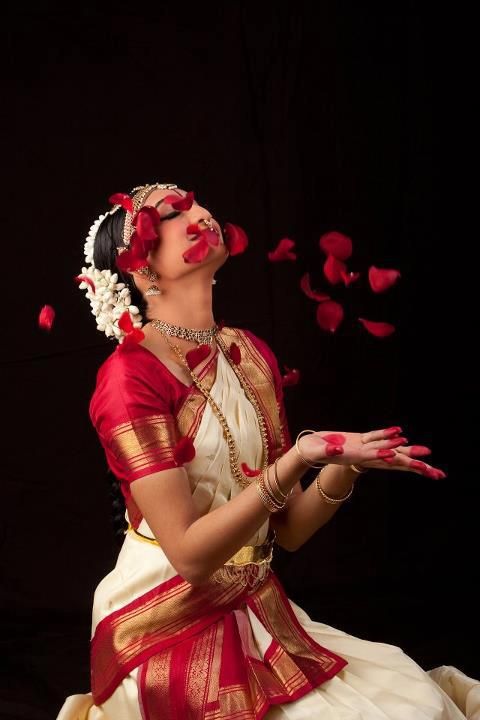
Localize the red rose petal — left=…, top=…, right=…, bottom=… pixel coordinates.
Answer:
left=173, top=436, right=196, bottom=465
left=368, top=266, right=401, bottom=293
left=316, top=301, right=344, bottom=333
left=340, top=270, right=360, bottom=287
left=182, top=236, right=210, bottom=263
left=322, top=433, right=346, bottom=445
left=38, top=304, right=55, bottom=331
left=74, top=275, right=96, bottom=293
left=300, top=272, right=331, bottom=302
left=268, top=237, right=297, bottom=262
left=323, top=255, right=347, bottom=285
left=118, top=311, right=134, bottom=333
left=319, top=231, right=353, bottom=261
left=223, top=223, right=248, bottom=256
left=282, top=366, right=300, bottom=387
left=186, top=223, right=202, bottom=235
left=186, top=344, right=211, bottom=370
left=121, top=328, right=145, bottom=349
left=108, top=193, right=133, bottom=213
left=241, top=462, right=261, bottom=477
left=358, top=317, right=396, bottom=337
left=202, top=229, right=220, bottom=247
left=229, top=342, right=241, bottom=364
left=133, top=206, right=161, bottom=243
left=163, top=191, right=195, bottom=211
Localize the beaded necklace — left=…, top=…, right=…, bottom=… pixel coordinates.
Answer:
left=150, top=321, right=269, bottom=489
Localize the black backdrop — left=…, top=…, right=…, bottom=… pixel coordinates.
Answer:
left=2, top=3, right=477, bottom=719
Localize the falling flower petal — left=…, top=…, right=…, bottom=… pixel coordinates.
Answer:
left=340, top=270, right=360, bottom=287
left=324, top=255, right=347, bottom=285
left=163, top=191, right=195, bottom=211
left=319, top=231, right=353, bottom=261
left=202, top=229, right=220, bottom=247
left=229, top=342, right=241, bottom=364
left=121, top=328, right=145, bottom=349
left=316, top=301, right=344, bottom=333
left=358, top=317, right=396, bottom=337
left=368, top=266, right=401, bottom=293
left=74, top=274, right=96, bottom=293
left=38, top=304, right=55, bottom=331
left=241, top=462, right=261, bottom=477
left=182, top=236, right=210, bottom=263
left=108, top=193, right=133, bottom=213
left=268, top=238, right=297, bottom=262
left=282, top=366, right=300, bottom=387
left=186, top=223, right=202, bottom=235
left=133, top=206, right=161, bottom=242
left=116, top=248, right=148, bottom=273
left=186, top=344, right=211, bottom=370
left=118, top=311, right=135, bottom=333
left=300, top=273, right=331, bottom=302
left=223, top=223, right=248, bottom=256
left=173, top=436, right=196, bottom=464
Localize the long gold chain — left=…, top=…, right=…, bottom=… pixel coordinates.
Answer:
left=151, top=327, right=270, bottom=489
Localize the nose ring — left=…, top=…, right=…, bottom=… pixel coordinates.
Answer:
left=202, top=217, right=214, bottom=231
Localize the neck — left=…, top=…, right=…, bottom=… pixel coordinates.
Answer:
left=145, top=276, right=216, bottom=330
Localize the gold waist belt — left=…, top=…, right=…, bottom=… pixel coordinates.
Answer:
left=126, top=523, right=275, bottom=589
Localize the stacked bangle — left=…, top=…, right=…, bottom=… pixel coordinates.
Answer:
left=255, top=461, right=294, bottom=513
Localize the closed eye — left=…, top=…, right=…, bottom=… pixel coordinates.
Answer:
left=159, top=211, right=181, bottom=221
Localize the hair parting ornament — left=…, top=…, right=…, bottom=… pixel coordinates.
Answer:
left=77, top=183, right=178, bottom=343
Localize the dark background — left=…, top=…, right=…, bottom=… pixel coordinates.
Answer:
left=2, top=3, right=477, bottom=719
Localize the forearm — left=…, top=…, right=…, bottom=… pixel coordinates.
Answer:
left=181, top=445, right=308, bottom=584
left=272, top=464, right=358, bottom=552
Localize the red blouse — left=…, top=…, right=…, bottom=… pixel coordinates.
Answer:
left=89, top=326, right=292, bottom=512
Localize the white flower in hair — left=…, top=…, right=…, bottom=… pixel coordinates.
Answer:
left=77, top=206, right=143, bottom=343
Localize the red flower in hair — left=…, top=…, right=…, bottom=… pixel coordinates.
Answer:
left=38, top=305, right=55, bottom=331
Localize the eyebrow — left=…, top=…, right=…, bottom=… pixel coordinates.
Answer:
left=154, top=189, right=184, bottom=209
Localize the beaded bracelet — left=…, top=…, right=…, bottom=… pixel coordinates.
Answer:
left=315, top=466, right=355, bottom=504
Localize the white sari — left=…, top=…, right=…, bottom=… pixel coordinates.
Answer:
left=57, top=351, right=478, bottom=719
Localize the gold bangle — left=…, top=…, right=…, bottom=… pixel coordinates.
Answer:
left=265, top=463, right=286, bottom=505
left=255, top=469, right=286, bottom=512
left=295, top=429, right=327, bottom=468
left=272, top=457, right=292, bottom=501
left=350, top=464, right=368, bottom=474
left=315, top=467, right=355, bottom=504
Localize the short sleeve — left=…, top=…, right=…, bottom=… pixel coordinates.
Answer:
left=89, top=352, right=180, bottom=484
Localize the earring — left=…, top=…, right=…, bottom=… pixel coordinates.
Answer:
left=145, top=285, right=162, bottom=296
left=137, top=266, right=159, bottom=282
left=212, top=278, right=217, bottom=285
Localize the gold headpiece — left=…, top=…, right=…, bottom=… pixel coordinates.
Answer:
left=121, top=183, right=178, bottom=249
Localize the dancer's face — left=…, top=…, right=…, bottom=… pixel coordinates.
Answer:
left=144, top=187, right=227, bottom=281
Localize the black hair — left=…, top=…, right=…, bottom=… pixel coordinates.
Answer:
left=92, top=209, right=146, bottom=544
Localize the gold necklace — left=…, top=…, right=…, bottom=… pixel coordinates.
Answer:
left=151, top=326, right=270, bottom=489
